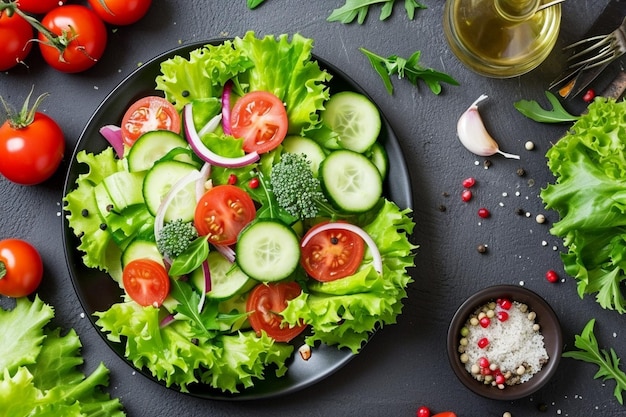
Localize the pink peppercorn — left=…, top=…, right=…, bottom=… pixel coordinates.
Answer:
left=416, top=406, right=431, bottom=417
left=461, top=189, right=472, bottom=202
left=498, top=298, right=512, bottom=310
left=546, top=269, right=559, bottom=283
left=478, top=337, right=489, bottom=348
left=479, top=317, right=490, bottom=328
left=478, top=207, right=490, bottom=218
left=478, top=357, right=490, bottom=368
left=497, top=311, right=509, bottom=322
left=462, top=177, right=476, bottom=188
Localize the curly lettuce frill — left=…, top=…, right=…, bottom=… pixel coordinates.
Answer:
left=541, top=98, right=626, bottom=313
left=282, top=199, right=417, bottom=353
left=64, top=148, right=125, bottom=277
left=95, top=302, right=293, bottom=393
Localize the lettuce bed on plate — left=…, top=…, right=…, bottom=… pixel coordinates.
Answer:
left=64, top=32, right=417, bottom=394
left=542, top=98, right=626, bottom=313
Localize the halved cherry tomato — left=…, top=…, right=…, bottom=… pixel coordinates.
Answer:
left=121, top=96, right=180, bottom=146
left=0, top=239, right=43, bottom=298
left=87, top=0, right=152, bottom=26
left=300, top=221, right=365, bottom=282
left=0, top=11, right=33, bottom=71
left=16, top=0, right=67, bottom=14
left=38, top=5, right=108, bottom=73
left=122, top=258, right=170, bottom=307
left=230, top=90, right=288, bottom=154
left=246, top=282, right=307, bottom=342
left=194, top=185, right=256, bottom=246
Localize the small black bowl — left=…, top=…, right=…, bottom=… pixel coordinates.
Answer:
left=447, top=285, right=563, bottom=400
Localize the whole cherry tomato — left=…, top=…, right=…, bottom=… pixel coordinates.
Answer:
left=16, top=0, right=67, bottom=14
left=38, top=5, right=107, bottom=73
left=0, top=239, right=43, bottom=298
left=0, top=11, right=33, bottom=71
left=0, top=91, right=65, bottom=185
left=87, top=0, right=152, bottom=26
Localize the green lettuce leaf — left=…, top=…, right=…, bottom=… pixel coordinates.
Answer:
left=541, top=98, right=626, bottom=312
left=282, top=199, right=417, bottom=353
left=64, top=148, right=125, bottom=275
left=0, top=297, right=125, bottom=417
left=95, top=301, right=293, bottom=393
left=155, top=41, right=253, bottom=112
left=233, top=31, right=332, bottom=135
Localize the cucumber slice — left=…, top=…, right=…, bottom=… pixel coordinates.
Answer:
left=142, top=160, right=198, bottom=222
left=368, top=141, right=388, bottom=180
left=320, top=149, right=382, bottom=213
left=282, top=135, right=326, bottom=176
left=103, top=171, right=146, bottom=211
left=121, top=239, right=162, bottom=268
left=190, top=251, right=253, bottom=300
left=321, top=91, right=381, bottom=153
left=127, top=130, right=188, bottom=172
left=235, top=220, right=300, bottom=282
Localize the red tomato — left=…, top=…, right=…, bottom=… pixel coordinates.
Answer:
left=0, top=95, right=65, bottom=185
left=0, top=239, right=43, bottom=298
left=0, top=11, right=33, bottom=71
left=87, top=0, right=151, bottom=26
left=300, top=222, right=365, bottom=282
left=432, top=413, right=457, bottom=417
left=38, top=5, right=107, bottom=73
left=246, top=282, right=307, bottom=342
left=16, top=0, right=66, bottom=14
left=122, top=259, right=170, bottom=307
left=194, top=185, right=256, bottom=246
left=230, top=91, right=288, bottom=154
left=121, top=96, right=181, bottom=146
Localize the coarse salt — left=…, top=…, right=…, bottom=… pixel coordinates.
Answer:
left=460, top=301, right=549, bottom=387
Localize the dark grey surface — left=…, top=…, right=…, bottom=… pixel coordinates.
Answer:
left=1, top=1, right=625, bottom=416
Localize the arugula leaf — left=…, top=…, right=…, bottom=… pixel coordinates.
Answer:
left=360, top=47, right=459, bottom=95
left=514, top=91, right=580, bottom=123
left=563, top=319, right=626, bottom=404
left=328, top=0, right=426, bottom=24
left=246, top=0, right=267, bottom=9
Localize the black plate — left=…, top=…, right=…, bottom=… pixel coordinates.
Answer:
left=62, top=39, right=413, bottom=400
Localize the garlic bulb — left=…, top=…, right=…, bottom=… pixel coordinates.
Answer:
left=457, top=94, right=520, bottom=160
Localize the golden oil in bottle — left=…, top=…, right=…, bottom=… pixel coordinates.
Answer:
left=443, top=0, right=561, bottom=78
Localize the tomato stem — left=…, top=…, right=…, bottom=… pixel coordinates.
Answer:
left=0, top=0, right=80, bottom=63
left=1, top=86, right=49, bottom=129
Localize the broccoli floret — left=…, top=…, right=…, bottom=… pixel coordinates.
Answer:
left=270, top=152, right=328, bottom=220
left=156, top=219, right=198, bottom=258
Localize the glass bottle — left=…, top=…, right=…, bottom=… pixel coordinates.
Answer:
left=443, top=0, right=561, bottom=78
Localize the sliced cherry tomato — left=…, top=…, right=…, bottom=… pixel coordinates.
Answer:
left=38, top=5, right=107, bottom=73
left=122, top=259, right=170, bottom=307
left=0, top=239, right=43, bottom=298
left=194, top=185, right=256, bottom=246
left=230, top=90, right=288, bottom=154
left=0, top=11, right=33, bottom=71
left=121, top=96, right=181, bottom=146
left=300, top=221, right=365, bottom=282
left=0, top=92, right=65, bottom=185
left=246, top=282, right=307, bottom=342
left=87, top=0, right=152, bottom=25
left=16, top=0, right=67, bottom=14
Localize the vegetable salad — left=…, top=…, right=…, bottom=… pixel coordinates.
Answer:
left=64, top=32, right=417, bottom=394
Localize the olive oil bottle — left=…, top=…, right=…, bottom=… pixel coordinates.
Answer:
left=443, top=0, right=561, bottom=78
